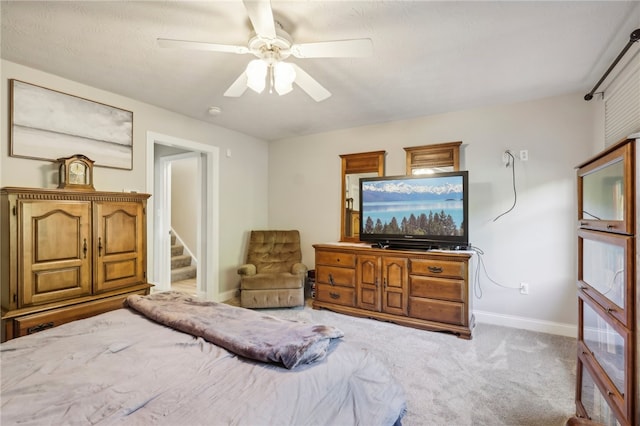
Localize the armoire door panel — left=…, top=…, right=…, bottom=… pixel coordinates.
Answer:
left=34, top=267, right=81, bottom=293
left=103, top=210, right=137, bottom=254
left=382, top=256, right=408, bottom=316
left=20, top=201, right=91, bottom=306
left=103, top=259, right=137, bottom=282
left=94, top=202, right=145, bottom=293
left=357, top=255, right=380, bottom=311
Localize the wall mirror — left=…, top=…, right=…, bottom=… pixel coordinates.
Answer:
left=404, top=141, right=462, bottom=174
left=340, top=151, right=385, bottom=242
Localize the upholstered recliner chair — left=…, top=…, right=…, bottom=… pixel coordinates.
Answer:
left=238, top=230, right=307, bottom=309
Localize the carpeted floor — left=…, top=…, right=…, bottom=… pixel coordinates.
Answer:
left=226, top=298, right=577, bottom=426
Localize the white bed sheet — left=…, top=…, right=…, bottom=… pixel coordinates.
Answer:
left=1, top=308, right=406, bottom=425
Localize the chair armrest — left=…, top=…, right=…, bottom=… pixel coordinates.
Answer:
left=237, top=264, right=257, bottom=276
left=291, top=263, right=308, bottom=276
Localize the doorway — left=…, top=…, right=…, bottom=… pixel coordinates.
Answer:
left=145, top=131, right=220, bottom=300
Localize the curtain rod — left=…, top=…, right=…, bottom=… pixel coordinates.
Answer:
left=584, top=28, right=640, bottom=101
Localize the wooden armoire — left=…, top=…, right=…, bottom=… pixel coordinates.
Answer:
left=1, top=187, right=152, bottom=341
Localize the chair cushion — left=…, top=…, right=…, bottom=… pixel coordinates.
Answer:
left=241, top=272, right=304, bottom=290
left=246, top=230, right=302, bottom=274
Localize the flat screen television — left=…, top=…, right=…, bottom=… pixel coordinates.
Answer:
left=359, top=171, right=469, bottom=250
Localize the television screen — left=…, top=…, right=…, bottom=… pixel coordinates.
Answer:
left=359, top=171, right=469, bottom=250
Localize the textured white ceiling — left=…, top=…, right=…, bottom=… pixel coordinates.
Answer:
left=2, top=1, right=639, bottom=141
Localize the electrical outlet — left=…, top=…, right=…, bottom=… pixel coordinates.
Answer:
left=519, top=150, right=529, bottom=161
left=520, top=282, right=529, bottom=295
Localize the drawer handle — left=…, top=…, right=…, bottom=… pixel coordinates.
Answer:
left=428, top=266, right=443, bottom=273
left=329, top=292, right=340, bottom=299
left=27, top=322, right=54, bottom=334
left=329, top=274, right=335, bottom=286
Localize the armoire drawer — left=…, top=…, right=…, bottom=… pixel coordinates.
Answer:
left=316, top=265, right=356, bottom=288
left=410, top=258, right=465, bottom=279
left=410, top=275, right=464, bottom=302
left=12, top=291, right=146, bottom=338
left=409, top=297, right=465, bottom=326
left=316, top=250, right=357, bottom=268
left=315, top=284, right=355, bottom=307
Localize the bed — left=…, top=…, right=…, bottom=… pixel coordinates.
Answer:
left=1, top=291, right=406, bottom=425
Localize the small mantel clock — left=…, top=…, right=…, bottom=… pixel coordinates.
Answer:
left=57, top=154, right=95, bottom=191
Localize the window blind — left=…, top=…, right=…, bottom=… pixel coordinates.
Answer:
left=605, top=53, right=640, bottom=147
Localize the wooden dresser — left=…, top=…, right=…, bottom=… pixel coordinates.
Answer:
left=1, top=187, right=152, bottom=342
left=312, top=244, right=475, bottom=339
left=570, top=137, right=638, bottom=426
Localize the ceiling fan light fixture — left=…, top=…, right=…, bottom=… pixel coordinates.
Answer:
left=246, top=59, right=268, bottom=93
left=274, top=61, right=296, bottom=95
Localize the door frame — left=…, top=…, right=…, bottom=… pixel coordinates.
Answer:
left=145, top=131, right=220, bottom=300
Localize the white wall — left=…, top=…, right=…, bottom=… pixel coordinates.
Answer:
left=1, top=60, right=269, bottom=295
left=171, top=156, right=198, bottom=257
left=269, top=93, right=600, bottom=333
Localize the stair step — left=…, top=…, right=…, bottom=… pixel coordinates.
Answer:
left=171, top=265, right=197, bottom=282
left=171, top=254, right=192, bottom=269
left=171, top=234, right=176, bottom=245
left=171, top=244, right=183, bottom=257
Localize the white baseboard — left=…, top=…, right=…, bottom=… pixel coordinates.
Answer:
left=474, top=310, right=577, bottom=338
left=218, top=288, right=237, bottom=302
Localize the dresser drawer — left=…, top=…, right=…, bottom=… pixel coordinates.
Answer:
left=410, top=258, right=466, bottom=279
left=315, top=284, right=355, bottom=307
left=316, top=250, right=357, bottom=268
left=316, top=265, right=356, bottom=288
left=409, top=297, right=465, bottom=326
left=12, top=291, right=144, bottom=338
left=410, top=275, right=464, bottom=302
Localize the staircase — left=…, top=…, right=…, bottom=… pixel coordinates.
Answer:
left=171, top=232, right=196, bottom=282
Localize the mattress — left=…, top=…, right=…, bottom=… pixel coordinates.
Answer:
left=1, top=306, right=406, bottom=425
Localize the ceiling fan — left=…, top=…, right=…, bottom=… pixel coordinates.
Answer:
left=157, top=0, right=372, bottom=102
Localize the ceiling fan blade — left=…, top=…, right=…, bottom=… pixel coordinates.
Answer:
left=243, top=0, right=276, bottom=40
left=291, top=38, right=373, bottom=58
left=158, top=38, right=249, bottom=54
left=224, top=73, right=249, bottom=97
left=291, top=63, right=331, bottom=102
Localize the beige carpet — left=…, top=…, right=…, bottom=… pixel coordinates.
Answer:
left=226, top=298, right=577, bottom=426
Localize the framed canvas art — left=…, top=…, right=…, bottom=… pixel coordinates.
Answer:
left=10, top=80, right=133, bottom=170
